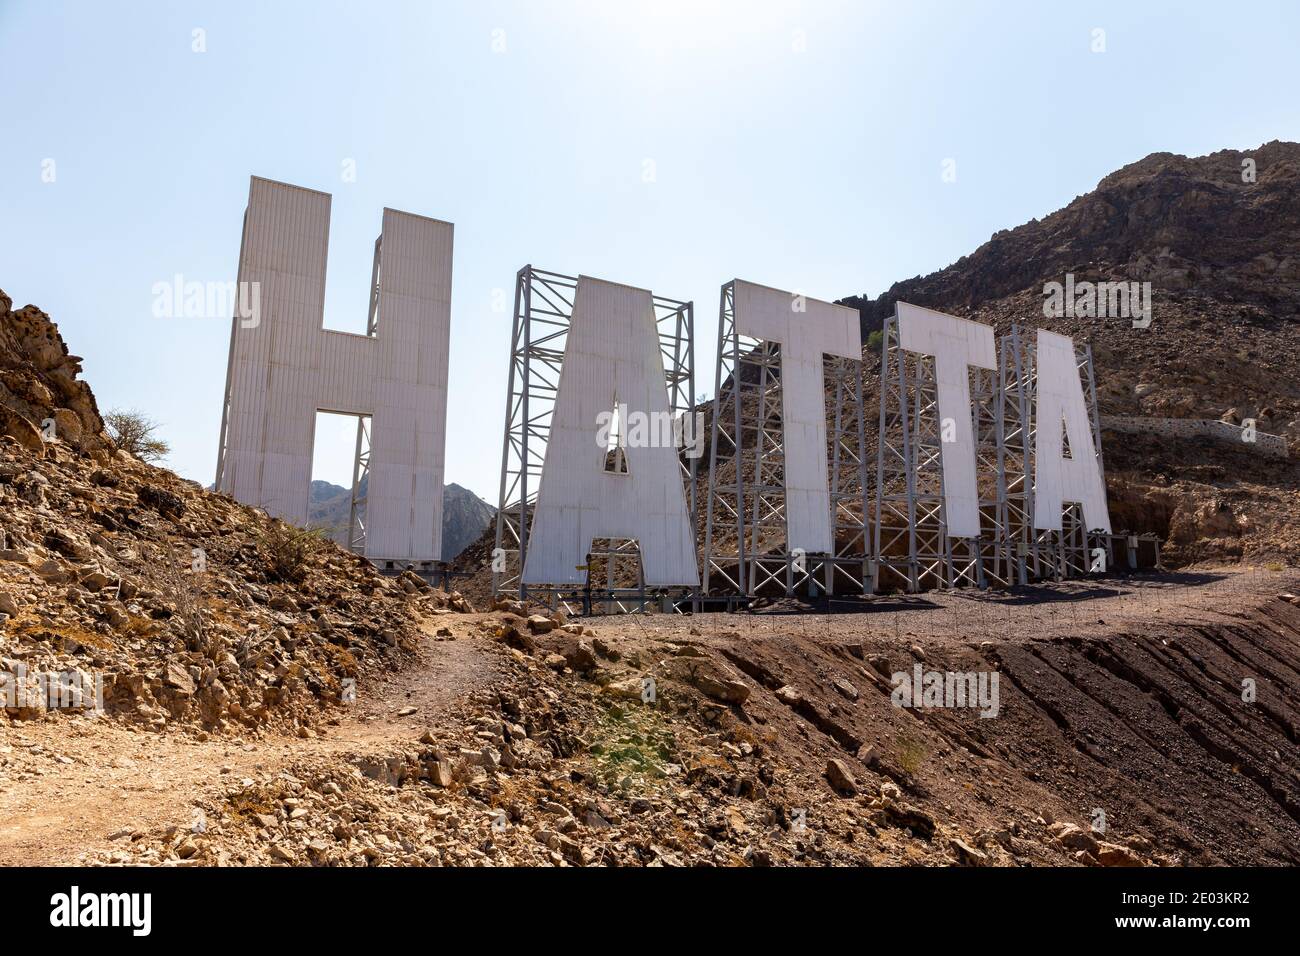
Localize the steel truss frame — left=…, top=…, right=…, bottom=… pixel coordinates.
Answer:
left=491, top=266, right=697, bottom=613
left=701, top=281, right=870, bottom=599
left=344, top=238, right=383, bottom=556
left=347, top=414, right=372, bottom=554
left=872, top=316, right=1144, bottom=591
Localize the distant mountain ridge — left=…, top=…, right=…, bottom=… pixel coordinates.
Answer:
left=842, top=140, right=1300, bottom=336
left=308, top=477, right=494, bottom=562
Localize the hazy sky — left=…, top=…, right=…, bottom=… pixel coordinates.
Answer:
left=2, top=0, right=1297, bottom=501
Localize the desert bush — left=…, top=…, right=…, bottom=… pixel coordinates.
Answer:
left=896, top=735, right=928, bottom=777
left=257, top=522, right=323, bottom=584
left=104, top=408, right=171, bottom=462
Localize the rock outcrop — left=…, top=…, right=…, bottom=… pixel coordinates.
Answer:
left=0, top=289, right=110, bottom=456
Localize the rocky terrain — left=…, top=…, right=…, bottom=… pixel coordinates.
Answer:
left=0, top=289, right=469, bottom=738
left=4, top=143, right=1300, bottom=869
left=5, top=571, right=1297, bottom=867
left=308, top=478, right=494, bottom=562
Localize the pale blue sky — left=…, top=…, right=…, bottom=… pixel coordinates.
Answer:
left=2, top=0, right=1297, bottom=501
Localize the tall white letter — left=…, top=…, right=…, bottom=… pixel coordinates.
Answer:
left=522, top=277, right=697, bottom=586
left=896, top=302, right=997, bottom=538
left=1033, top=330, right=1111, bottom=532
left=216, top=177, right=452, bottom=562
left=732, top=280, right=862, bottom=553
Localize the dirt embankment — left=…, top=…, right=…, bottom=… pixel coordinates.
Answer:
left=6, top=570, right=1295, bottom=867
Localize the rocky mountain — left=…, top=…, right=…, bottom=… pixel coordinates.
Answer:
left=844, top=140, right=1300, bottom=335
left=837, top=141, right=1300, bottom=567
left=307, top=477, right=494, bottom=562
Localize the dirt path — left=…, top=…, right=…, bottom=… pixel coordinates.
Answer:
left=0, top=616, right=504, bottom=866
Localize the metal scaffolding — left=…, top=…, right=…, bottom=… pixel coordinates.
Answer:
left=872, top=312, right=970, bottom=592
left=491, top=266, right=697, bottom=612
left=701, top=281, right=870, bottom=600
left=872, top=316, right=1140, bottom=592
left=347, top=414, right=372, bottom=555
left=998, top=325, right=1038, bottom=584
left=346, top=237, right=382, bottom=556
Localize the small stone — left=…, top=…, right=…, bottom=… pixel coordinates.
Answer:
left=949, top=837, right=988, bottom=866
left=694, top=673, right=751, bottom=705
left=459, top=747, right=500, bottom=770
left=562, top=639, right=599, bottom=672
left=825, top=759, right=858, bottom=796
left=605, top=678, right=644, bottom=700
left=1049, top=822, right=1100, bottom=854
left=80, top=570, right=110, bottom=592
left=775, top=685, right=802, bottom=706
left=526, top=614, right=555, bottom=634
left=164, top=662, right=195, bottom=696
left=429, top=759, right=454, bottom=787
left=1095, top=841, right=1143, bottom=867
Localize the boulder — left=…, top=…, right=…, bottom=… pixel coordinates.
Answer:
left=825, top=759, right=858, bottom=796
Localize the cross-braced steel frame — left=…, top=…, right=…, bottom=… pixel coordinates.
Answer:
left=873, top=316, right=1127, bottom=592
left=702, top=281, right=870, bottom=600
left=347, top=415, right=372, bottom=554
left=344, top=239, right=382, bottom=557
left=872, top=313, right=980, bottom=592
left=1017, top=332, right=1112, bottom=580
left=491, top=266, right=696, bottom=613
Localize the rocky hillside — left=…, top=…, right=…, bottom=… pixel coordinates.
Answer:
left=0, top=289, right=470, bottom=734
left=308, top=478, right=494, bottom=562
left=840, top=141, right=1300, bottom=567
left=845, top=140, right=1300, bottom=337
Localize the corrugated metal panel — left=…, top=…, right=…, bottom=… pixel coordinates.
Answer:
left=217, top=177, right=452, bottom=562
left=522, top=276, right=698, bottom=587
left=1033, top=330, right=1112, bottom=533
left=732, top=279, right=861, bottom=553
